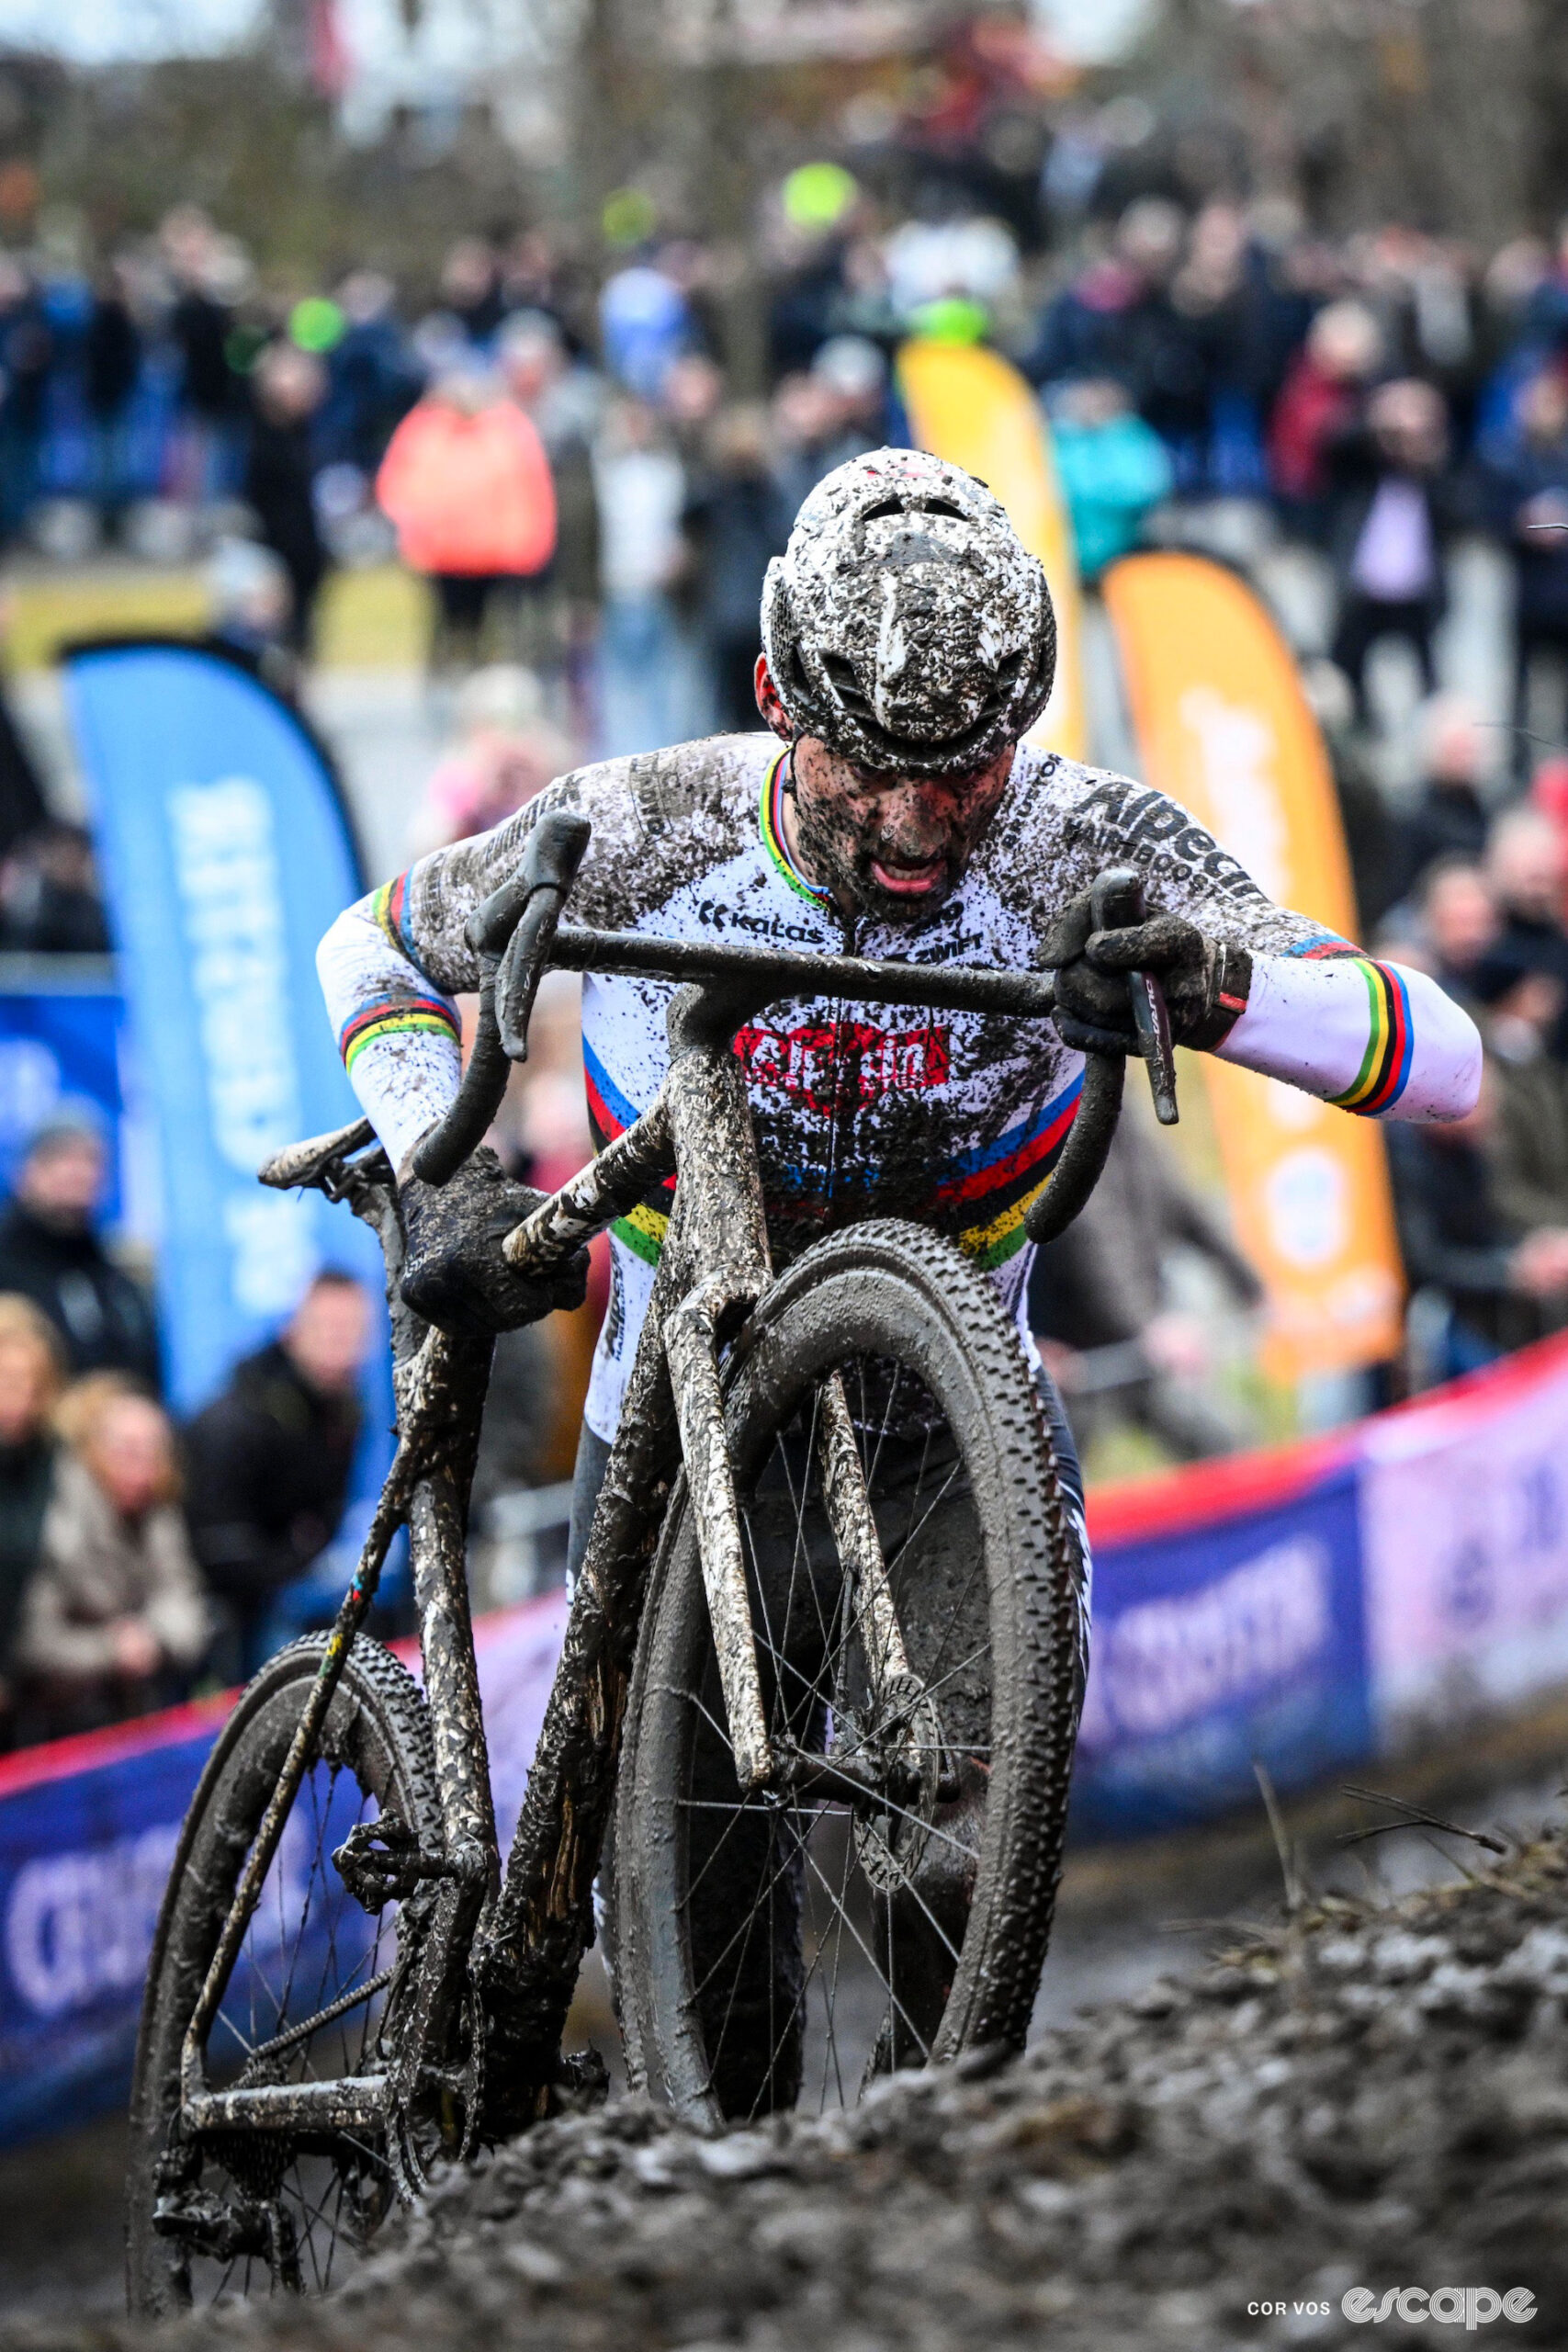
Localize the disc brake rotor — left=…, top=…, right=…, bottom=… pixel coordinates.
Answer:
left=852, top=1673, right=943, bottom=1892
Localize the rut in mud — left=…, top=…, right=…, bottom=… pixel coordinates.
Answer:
left=8, top=1815, right=1568, bottom=2352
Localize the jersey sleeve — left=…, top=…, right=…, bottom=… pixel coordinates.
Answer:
left=315, top=865, right=466, bottom=1171
left=1215, top=944, right=1481, bottom=1122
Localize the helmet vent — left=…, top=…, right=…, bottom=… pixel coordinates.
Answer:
left=822, top=652, right=874, bottom=718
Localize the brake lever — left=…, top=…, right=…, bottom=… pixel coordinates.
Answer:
left=1091, top=865, right=1179, bottom=1126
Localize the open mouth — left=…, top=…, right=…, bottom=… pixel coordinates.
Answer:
left=870, top=852, right=947, bottom=896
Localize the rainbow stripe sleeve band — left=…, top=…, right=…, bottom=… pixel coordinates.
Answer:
left=339, top=993, right=461, bottom=1075
left=1326, top=958, right=1414, bottom=1117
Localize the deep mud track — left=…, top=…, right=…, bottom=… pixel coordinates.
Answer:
left=10, top=1826, right=1568, bottom=2352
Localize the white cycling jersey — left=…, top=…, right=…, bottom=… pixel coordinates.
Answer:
left=318, top=732, right=1481, bottom=1442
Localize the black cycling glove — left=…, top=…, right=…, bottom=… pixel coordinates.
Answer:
left=1043, top=888, right=1252, bottom=1056
left=399, top=1146, right=590, bottom=1340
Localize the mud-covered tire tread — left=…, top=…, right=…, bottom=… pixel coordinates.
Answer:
left=615, top=1217, right=1085, bottom=2122
left=125, top=1634, right=440, bottom=2318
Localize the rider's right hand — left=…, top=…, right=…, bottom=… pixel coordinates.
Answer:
left=398, top=1145, right=590, bottom=1340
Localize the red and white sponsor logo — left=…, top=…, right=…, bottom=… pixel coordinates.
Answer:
left=735, top=1020, right=950, bottom=1114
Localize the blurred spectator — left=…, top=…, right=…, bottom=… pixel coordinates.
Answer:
left=600, top=252, right=694, bottom=401
left=12, top=1375, right=207, bottom=1739
left=1485, top=366, right=1568, bottom=775
left=183, top=1269, right=369, bottom=1678
left=1472, top=942, right=1568, bottom=1236
left=1486, top=806, right=1568, bottom=1021
left=0, top=1111, right=159, bottom=1386
left=0, top=1296, right=62, bottom=1749
left=1300, top=659, right=1398, bottom=930
left=498, top=311, right=603, bottom=690
left=1393, top=856, right=1501, bottom=999
left=1393, top=695, right=1493, bottom=904
left=1023, top=197, right=1186, bottom=401
left=0, top=255, right=52, bottom=542
left=84, top=262, right=142, bottom=532
left=1049, top=377, right=1173, bottom=581
left=809, top=335, right=891, bottom=457
left=1030, top=1111, right=1262, bottom=1463
left=592, top=396, right=691, bottom=756
left=377, top=368, right=558, bottom=674
left=1268, top=300, right=1383, bottom=530
left=244, top=341, right=330, bottom=657
left=1386, top=1075, right=1568, bottom=1376
left=1329, top=378, right=1459, bottom=721
left=437, top=238, right=505, bottom=348
left=410, top=664, right=571, bottom=854
left=320, top=270, right=419, bottom=474
left=164, top=209, right=241, bottom=503
left=0, top=821, right=110, bottom=955
left=683, top=405, right=791, bottom=734
left=204, top=537, right=295, bottom=685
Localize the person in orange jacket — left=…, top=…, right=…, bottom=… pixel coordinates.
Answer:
left=377, top=368, right=558, bottom=673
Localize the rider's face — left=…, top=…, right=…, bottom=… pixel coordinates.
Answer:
left=788, top=736, right=1016, bottom=924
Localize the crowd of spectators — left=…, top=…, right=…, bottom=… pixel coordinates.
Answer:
left=0, top=1105, right=378, bottom=1752
left=8, top=168, right=1568, bottom=1641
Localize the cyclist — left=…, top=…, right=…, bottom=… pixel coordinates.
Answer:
left=319, top=447, right=1481, bottom=1573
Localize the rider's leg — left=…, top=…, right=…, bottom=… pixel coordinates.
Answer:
left=566, top=1421, right=614, bottom=1592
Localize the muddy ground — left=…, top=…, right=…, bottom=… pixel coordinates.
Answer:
left=7, top=1801, right=1568, bottom=2352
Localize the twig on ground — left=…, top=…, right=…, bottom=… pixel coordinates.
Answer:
left=1254, top=1761, right=1303, bottom=1912
left=1338, top=1785, right=1506, bottom=1856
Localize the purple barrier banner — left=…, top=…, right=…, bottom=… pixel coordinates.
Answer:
left=1359, top=1338, right=1568, bottom=1750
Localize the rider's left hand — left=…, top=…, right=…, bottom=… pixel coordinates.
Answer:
left=1043, top=888, right=1251, bottom=1055
left=399, top=1146, right=590, bottom=1340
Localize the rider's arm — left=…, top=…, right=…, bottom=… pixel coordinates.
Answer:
left=1213, top=945, right=1482, bottom=1122
left=316, top=865, right=466, bottom=1170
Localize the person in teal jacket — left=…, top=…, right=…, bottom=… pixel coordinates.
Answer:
left=1048, top=377, right=1174, bottom=581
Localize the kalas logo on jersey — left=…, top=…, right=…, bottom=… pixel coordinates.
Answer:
left=736, top=1020, right=950, bottom=1114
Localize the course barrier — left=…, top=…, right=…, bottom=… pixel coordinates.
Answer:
left=6, top=1332, right=1568, bottom=2144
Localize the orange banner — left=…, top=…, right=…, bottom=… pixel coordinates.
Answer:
left=1101, top=551, right=1404, bottom=1381
left=897, top=338, right=1088, bottom=763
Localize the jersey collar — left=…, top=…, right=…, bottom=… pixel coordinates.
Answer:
left=759, top=750, right=833, bottom=906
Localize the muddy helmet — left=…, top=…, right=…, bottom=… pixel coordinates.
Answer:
left=761, top=447, right=1056, bottom=776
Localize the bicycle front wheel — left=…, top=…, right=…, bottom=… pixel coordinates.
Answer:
left=614, top=1220, right=1086, bottom=2127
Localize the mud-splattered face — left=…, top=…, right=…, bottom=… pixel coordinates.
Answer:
left=789, top=735, right=1015, bottom=925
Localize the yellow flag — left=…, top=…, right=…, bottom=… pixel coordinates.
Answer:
left=897, top=338, right=1088, bottom=762
left=1102, top=550, right=1404, bottom=1381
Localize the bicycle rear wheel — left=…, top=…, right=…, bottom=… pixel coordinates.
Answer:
left=614, top=1220, right=1086, bottom=2126
left=126, top=1635, right=442, bottom=2315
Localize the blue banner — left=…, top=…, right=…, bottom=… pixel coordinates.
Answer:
left=61, top=640, right=384, bottom=1416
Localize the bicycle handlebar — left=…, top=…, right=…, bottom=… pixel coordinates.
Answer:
left=542, top=922, right=1061, bottom=1021
left=405, top=811, right=1177, bottom=1214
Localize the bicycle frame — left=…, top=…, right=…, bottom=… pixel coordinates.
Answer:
left=174, top=905, right=1156, bottom=2155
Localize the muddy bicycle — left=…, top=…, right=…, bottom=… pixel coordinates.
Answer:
left=126, top=813, right=1176, bottom=2311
